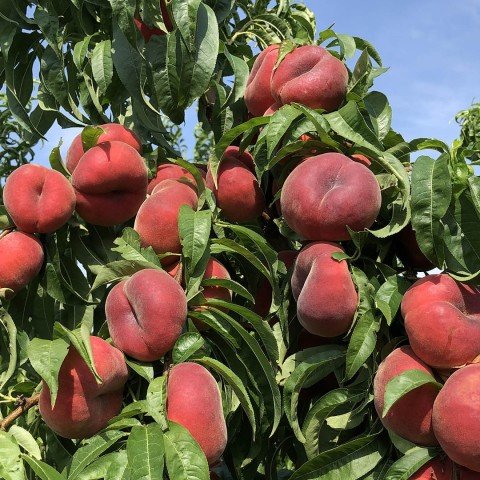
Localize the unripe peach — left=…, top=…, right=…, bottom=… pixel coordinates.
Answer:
left=39, top=336, right=128, bottom=439
left=66, top=123, right=141, bottom=173
left=401, top=274, right=480, bottom=369
left=167, top=362, right=227, bottom=465
left=72, top=141, right=148, bottom=226
left=134, top=179, right=198, bottom=265
left=433, top=364, right=480, bottom=472
left=244, top=45, right=280, bottom=117
left=373, top=346, right=439, bottom=446
left=280, top=153, right=381, bottom=241
left=3, top=164, right=75, bottom=234
left=0, top=232, right=44, bottom=295
left=206, top=153, right=265, bottom=223
left=291, top=242, right=357, bottom=337
left=271, top=45, right=348, bottom=112
left=106, top=269, right=187, bottom=362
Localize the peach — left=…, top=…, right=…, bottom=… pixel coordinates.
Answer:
left=373, top=346, right=439, bottom=446
left=134, top=179, right=198, bottom=265
left=351, top=153, right=372, bottom=167
left=66, top=123, right=141, bottom=173
left=202, top=257, right=232, bottom=304
left=396, top=224, right=434, bottom=272
left=271, top=45, right=348, bottom=112
left=291, top=242, right=357, bottom=337
left=0, top=232, right=44, bottom=294
left=254, top=250, right=297, bottom=317
left=433, top=364, right=480, bottom=472
left=71, top=141, right=148, bottom=226
left=3, top=164, right=76, bottom=234
left=105, top=269, right=187, bottom=362
left=148, top=164, right=198, bottom=195
left=39, top=336, right=128, bottom=439
left=280, top=153, right=381, bottom=241
left=134, top=0, right=172, bottom=41
left=206, top=152, right=265, bottom=223
left=167, top=362, right=227, bottom=465
left=244, top=45, right=280, bottom=117
left=401, top=274, right=480, bottom=369
left=409, top=457, right=452, bottom=480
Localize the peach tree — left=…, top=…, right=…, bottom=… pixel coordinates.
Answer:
left=0, top=1, right=480, bottom=479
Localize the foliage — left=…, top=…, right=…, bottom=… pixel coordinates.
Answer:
left=0, top=1, right=479, bottom=480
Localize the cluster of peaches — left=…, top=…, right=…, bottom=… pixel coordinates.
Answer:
left=374, top=274, right=480, bottom=479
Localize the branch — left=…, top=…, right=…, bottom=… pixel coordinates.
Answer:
left=0, top=393, right=40, bottom=431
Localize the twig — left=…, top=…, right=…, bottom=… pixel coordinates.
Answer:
left=0, top=393, right=40, bottom=431
left=0, top=228, right=14, bottom=241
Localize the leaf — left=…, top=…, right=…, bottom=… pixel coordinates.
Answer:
left=172, top=333, right=205, bottom=364
left=81, top=126, right=105, bottom=152
left=266, top=104, right=302, bottom=157
left=91, top=40, right=113, bottom=96
left=164, top=421, right=210, bottom=480
left=0, top=310, right=18, bottom=392
left=375, top=275, right=411, bottom=325
left=289, top=435, right=386, bottom=480
left=68, top=431, right=126, bottom=480
left=195, top=356, right=256, bottom=438
left=383, top=448, right=440, bottom=480
left=0, top=432, right=25, bottom=480
left=383, top=370, right=442, bottom=417
left=27, top=338, right=69, bottom=406
left=146, top=376, right=169, bottom=431
left=22, top=455, right=65, bottom=480
left=9, top=426, right=41, bottom=459
left=49, top=144, right=70, bottom=176
left=113, top=228, right=162, bottom=268
left=364, top=91, right=392, bottom=141
left=411, top=154, right=452, bottom=265
left=201, top=278, right=254, bottom=303
left=126, top=425, right=165, bottom=480
left=126, top=359, right=154, bottom=382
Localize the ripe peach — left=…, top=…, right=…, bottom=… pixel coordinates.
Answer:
left=409, top=456, right=452, bottom=480
left=134, top=179, right=198, bottom=265
left=271, top=45, right=348, bottom=112
left=373, top=346, right=439, bottom=446
left=167, top=362, right=227, bottom=465
left=244, top=45, right=280, bottom=117
left=280, top=153, right=381, bottom=241
left=206, top=153, right=265, bottom=223
left=396, top=224, right=434, bottom=272
left=148, top=164, right=198, bottom=195
left=433, top=364, right=480, bottom=472
left=3, top=164, right=76, bottom=234
left=66, top=123, right=141, bottom=173
left=202, top=258, right=231, bottom=304
left=105, top=269, right=187, bottom=362
left=0, top=232, right=44, bottom=295
left=291, top=242, right=357, bottom=337
left=39, top=336, right=128, bottom=439
left=134, top=0, right=172, bottom=41
left=71, top=141, right=148, bottom=226
left=401, top=274, right=480, bottom=369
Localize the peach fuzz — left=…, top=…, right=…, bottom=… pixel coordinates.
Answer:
left=39, top=336, right=128, bottom=439
left=244, top=44, right=280, bottom=117
left=0, top=232, right=44, bottom=295
left=66, top=123, right=141, bottom=173
left=280, top=153, right=381, bottom=241
left=3, top=164, right=75, bottom=234
left=373, top=346, right=439, bottom=446
left=72, top=141, right=148, bottom=226
left=167, top=362, right=227, bottom=465
left=105, top=269, right=187, bottom=362
left=271, top=45, right=348, bottom=112
left=291, top=242, right=357, bottom=337
left=401, top=274, right=480, bottom=369
left=206, top=150, right=265, bottom=223
left=134, top=179, right=198, bottom=265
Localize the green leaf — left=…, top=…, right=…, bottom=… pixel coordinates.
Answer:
left=22, top=455, right=65, bottom=480
left=146, top=376, right=169, bottom=431
left=375, top=275, right=411, bottom=325
left=164, top=421, right=209, bottom=480
left=81, top=126, right=105, bottom=152
left=91, top=40, right=113, bottom=96
left=195, top=356, right=256, bottom=438
left=126, top=425, right=165, bottom=480
left=0, top=432, right=25, bottom=480
left=0, top=310, right=18, bottom=392
left=201, top=278, right=254, bottom=303
left=49, top=144, right=70, bottom=176
left=27, top=338, right=69, bottom=406
left=9, top=426, right=41, bottom=459
left=289, top=435, right=386, bottom=480
left=172, top=333, right=205, bottom=364
left=364, top=91, right=392, bottom=141
left=383, top=448, right=440, bottom=480
left=383, top=370, right=442, bottom=417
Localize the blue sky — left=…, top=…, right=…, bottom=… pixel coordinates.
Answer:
left=34, top=0, right=480, bottom=163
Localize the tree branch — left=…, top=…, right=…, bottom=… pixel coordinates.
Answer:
left=0, top=393, right=40, bottom=431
